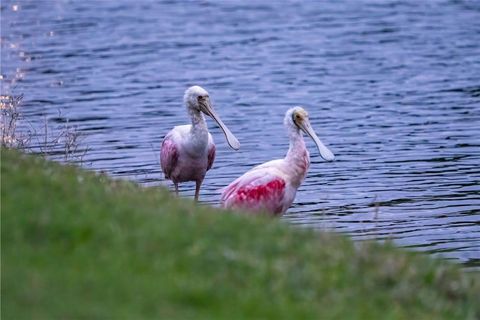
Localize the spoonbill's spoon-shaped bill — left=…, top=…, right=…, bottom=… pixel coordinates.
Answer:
left=295, top=116, right=335, bottom=161
left=198, top=96, right=240, bottom=150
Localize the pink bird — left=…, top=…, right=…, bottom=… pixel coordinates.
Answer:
left=161, top=86, right=240, bottom=201
left=220, top=107, right=334, bottom=215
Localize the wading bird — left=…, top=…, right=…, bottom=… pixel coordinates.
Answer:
left=220, top=107, right=334, bottom=215
left=161, top=86, right=240, bottom=201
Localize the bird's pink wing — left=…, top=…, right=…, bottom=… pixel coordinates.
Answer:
left=221, top=172, right=286, bottom=215
left=207, top=143, right=216, bottom=171
left=160, top=136, right=178, bottom=179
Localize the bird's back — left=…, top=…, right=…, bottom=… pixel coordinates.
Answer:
left=220, top=160, right=293, bottom=215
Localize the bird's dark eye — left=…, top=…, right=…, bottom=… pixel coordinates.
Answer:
left=197, top=96, right=204, bottom=101
left=292, top=113, right=303, bottom=127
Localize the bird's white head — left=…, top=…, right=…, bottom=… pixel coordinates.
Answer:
left=183, top=85, right=240, bottom=150
left=184, top=85, right=209, bottom=111
left=285, top=106, right=335, bottom=161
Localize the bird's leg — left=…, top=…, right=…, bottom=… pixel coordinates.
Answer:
left=194, top=181, right=202, bottom=202
left=174, top=182, right=179, bottom=197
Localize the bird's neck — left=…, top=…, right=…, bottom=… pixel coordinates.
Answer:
left=188, top=108, right=208, bottom=134
left=185, top=108, right=209, bottom=155
left=285, top=128, right=310, bottom=187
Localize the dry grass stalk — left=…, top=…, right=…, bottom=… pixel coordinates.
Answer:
left=1, top=93, right=89, bottom=164
left=1, top=94, right=30, bottom=149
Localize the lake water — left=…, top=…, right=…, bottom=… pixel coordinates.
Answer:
left=2, top=0, right=479, bottom=269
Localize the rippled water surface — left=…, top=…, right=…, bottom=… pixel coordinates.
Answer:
left=2, top=0, right=479, bottom=268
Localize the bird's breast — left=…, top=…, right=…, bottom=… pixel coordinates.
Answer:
left=184, top=131, right=210, bottom=158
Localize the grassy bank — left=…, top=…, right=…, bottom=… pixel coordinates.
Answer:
left=2, top=149, right=479, bottom=319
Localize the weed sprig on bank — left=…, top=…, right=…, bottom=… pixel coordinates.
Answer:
left=1, top=93, right=88, bottom=163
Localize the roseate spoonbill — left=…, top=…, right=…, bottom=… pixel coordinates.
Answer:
left=161, top=85, right=240, bottom=201
left=220, top=106, right=334, bottom=215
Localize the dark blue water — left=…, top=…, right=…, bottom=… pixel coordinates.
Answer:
left=2, top=0, right=480, bottom=269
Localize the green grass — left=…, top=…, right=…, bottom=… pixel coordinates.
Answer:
left=2, top=148, right=479, bottom=319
